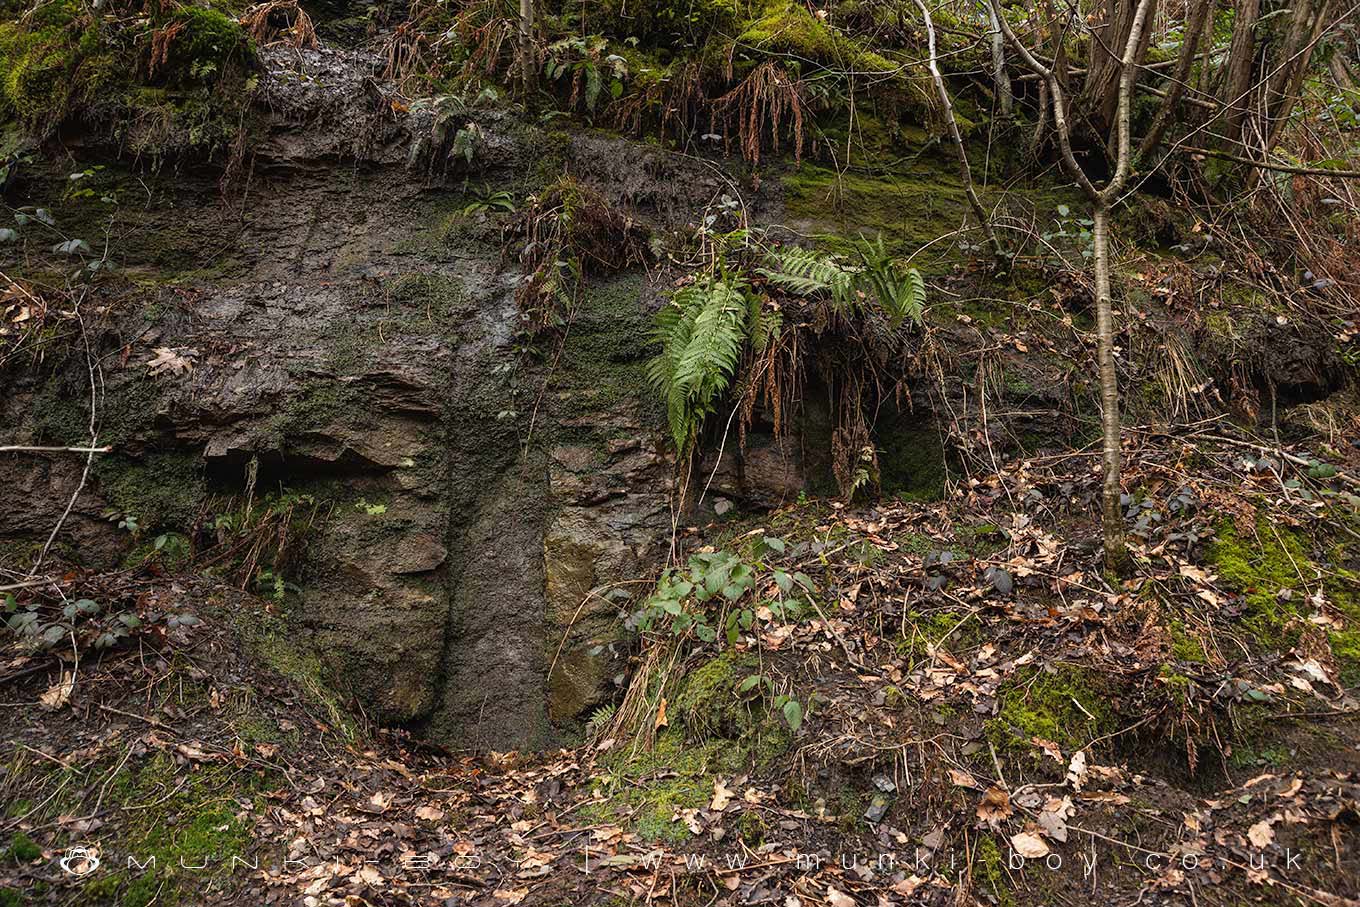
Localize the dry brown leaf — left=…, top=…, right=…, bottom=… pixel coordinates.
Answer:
left=976, top=786, right=1013, bottom=826
left=948, top=768, right=979, bottom=789
left=38, top=672, right=74, bottom=710
left=825, top=887, right=856, bottom=907
left=146, top=347, right=197, bottom=376
left=1247, top=818, right=1276, bottom=848
left=1010, top=830, right=1050, bottom=859
left=1066, top=749, right=1088, bottom=790
left=710, top=778, right=734, bottom=811
left=1031, top=736, right=1063, bottom=762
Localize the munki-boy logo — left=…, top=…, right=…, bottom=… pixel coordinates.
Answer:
left=58, top=846, right=100, bottom=876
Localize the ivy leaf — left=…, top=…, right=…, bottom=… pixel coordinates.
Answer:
left=782, top=699, right=804, bottom=733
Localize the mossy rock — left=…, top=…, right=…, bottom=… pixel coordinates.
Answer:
left=737, top=1, right=896, bottom=73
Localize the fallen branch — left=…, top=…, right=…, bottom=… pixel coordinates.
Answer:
left=0, top=445, right=113, bottom=454
left=1201, top=434, right=1360, bottom=490
left=1174, top=144, right=1360, bottom=178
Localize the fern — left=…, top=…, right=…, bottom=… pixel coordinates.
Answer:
left=585, top=702, right=618, bottom=739
left=853, top=233, right=925, bottom=328
left=760, top=238, right=925, bottom=328
left=757, top=246, right=857, bottom=308
left=648, top=275, right=751, bottom=449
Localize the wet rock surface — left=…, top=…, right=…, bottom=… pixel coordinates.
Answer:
left=0, top=46, right=699, bottom=747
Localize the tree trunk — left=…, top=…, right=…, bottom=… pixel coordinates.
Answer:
left=1264, top=0, right=1335, bottom=151
left=1221, top=0, right=1261, bottom=147
left=1091, top=205, right=1128, bottom=573
left=1138, top=0, right=1213, bottom=157
left=986, top=3, right=1014, bottom=119
left=1085, top=0, right=1159, bottom=131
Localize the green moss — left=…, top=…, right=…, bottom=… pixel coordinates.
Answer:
left=783, top=164, right=969, bottom=259
left=549, top=272, right=659, bottom=430
left=738, top=1, right=895, bottom=73
left=234, top=607, right=358, bottom=742
left=672, top=651, right=757, bottom=738
left=897, top=608, right=978, bottom=665
left=384, top=273, right=474, bottom=333
left=0, top=0, right=253, bottom=152
left=1168, top=620, right=1207, bottom=663
left=267, top=381, right=367, bottom=442
left=736, top=808, right=767, bottom=844
left=974, top=835, right=1013, bottom=907
left=955, top=521, right=1006, bottom=557
left=160, top=6, right=249, bottom=86
left=986, top=666, right=1113, bottom=753
left=96, top=452, right=205, bottom=532
left=582, top=651, right=792, bottom=843
left=877, top=420, right=947, bottom=502
left=4, top=831, right=40, bottom=862
left=582, top=731, right=746, bottom=844
left=1206, top=518, right=1308, bottom=650
left=68, top=752, right=258, bottom=906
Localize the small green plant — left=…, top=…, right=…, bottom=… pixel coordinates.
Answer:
left=1041, top=204, right=1095, bottom=262
left=543, top=35, right=628, bottom=113
left=626, top=537, right=814, bottom=645
left=353, top=499, right=387, bottom=516
left=737, top=673, right=806, bottom=732
left=3, top=590, right=196, bottom=653
left=460, top=188, right=516, bottom=216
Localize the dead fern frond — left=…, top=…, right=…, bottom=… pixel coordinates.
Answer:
left=148, top=21, right=186, bottom=79
left=509, top=177, right=650, bottom=334
left=713, top=61, right=808, bottom=165
left=240, top=0, right=318, bottom=50
left=381, top=20, right=433, bottom=95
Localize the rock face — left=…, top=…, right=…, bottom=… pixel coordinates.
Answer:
left=0, top=46, right=731, bottom=748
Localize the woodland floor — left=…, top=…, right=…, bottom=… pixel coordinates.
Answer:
left=3, top=428, right=1359, bottom=907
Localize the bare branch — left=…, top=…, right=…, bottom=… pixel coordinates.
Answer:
left=0, top=445, right=113, bottom=454
left=915, top=0, right=1003, bottom=259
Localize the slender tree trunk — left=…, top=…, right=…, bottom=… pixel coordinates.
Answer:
left=1091, top=204, right=1128, bottom=572
left=519, top=0, right=536, bottom=94
left=1221, top=0, right=1261, bottom=147
left=1264, top=0, right=1335, bottom=151
left=1139, top=0, right=1212, bottom=157
left=989, top=0, right=1155, bottom=573
left=916, top=0, right=1003, bottom=259
left=986, top=3, right=1014, bottom=119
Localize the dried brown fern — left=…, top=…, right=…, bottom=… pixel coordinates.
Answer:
left=713, top=62, right=808, bottom=165
left=240, top=0, right=318, bottom=50
left=147, top=20, right=186, bottom=79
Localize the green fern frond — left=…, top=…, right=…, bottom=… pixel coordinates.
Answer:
left=852, top=232, right=926, bottom=328
left=647, top=275, right=752, bottom=449
left=758, top=245, right=857, bottom=308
